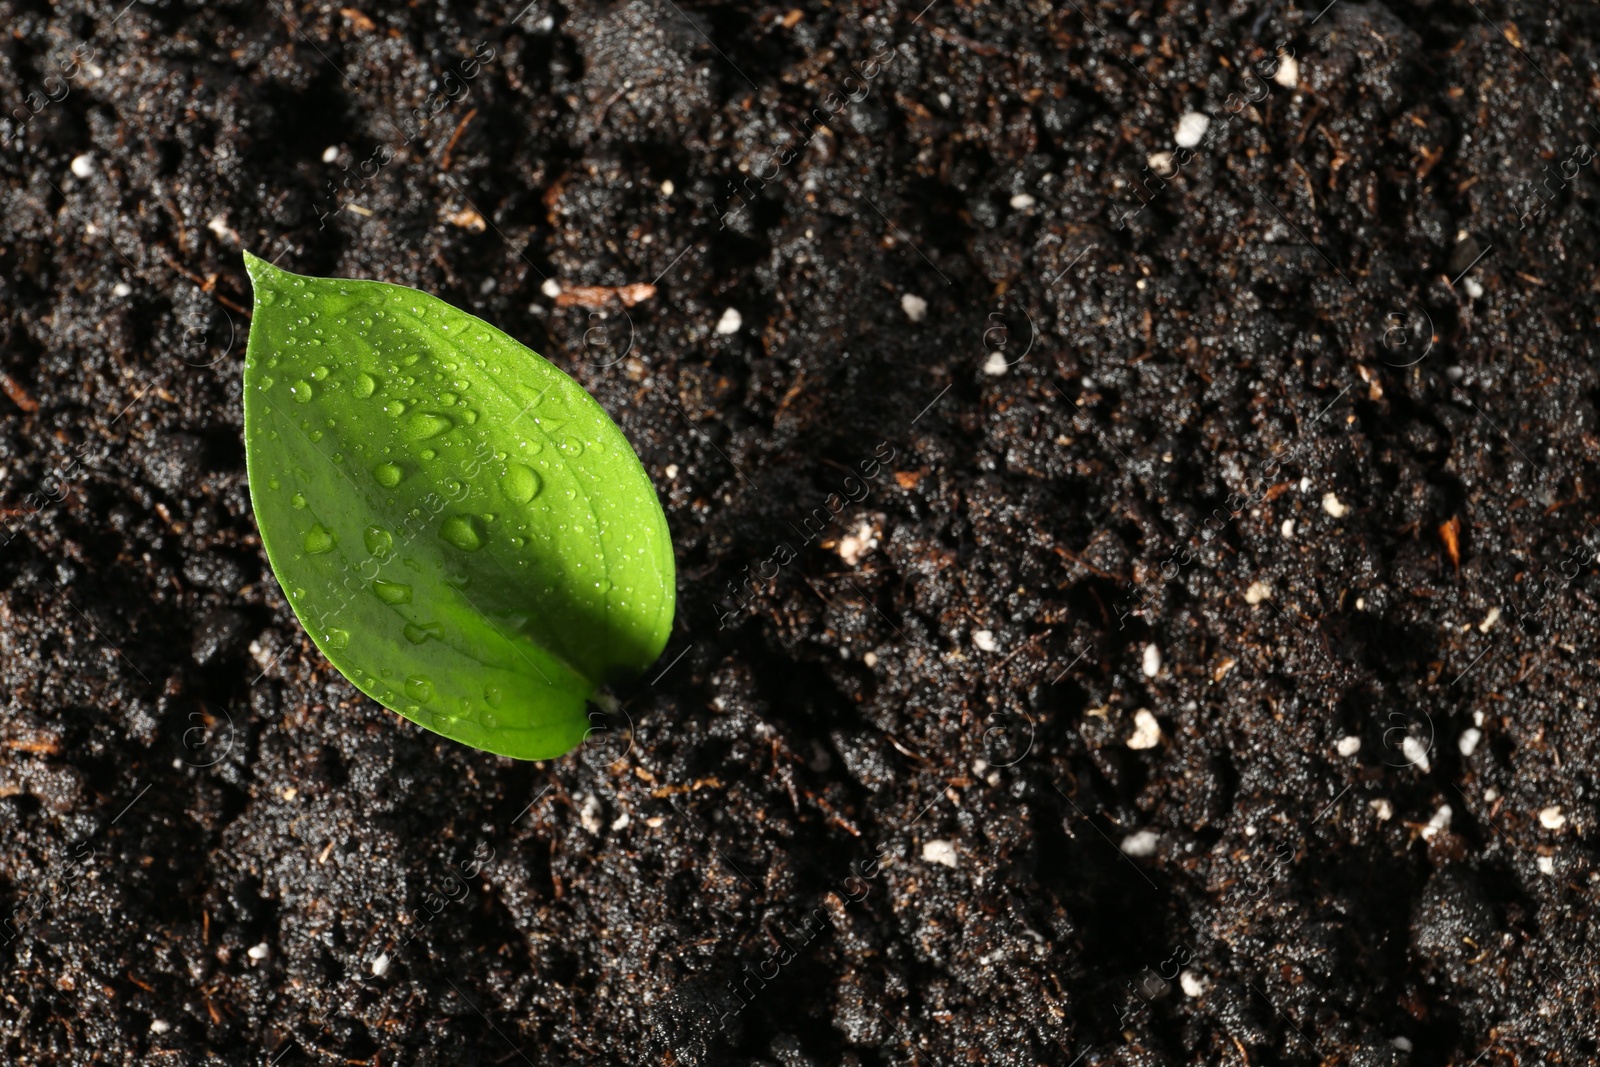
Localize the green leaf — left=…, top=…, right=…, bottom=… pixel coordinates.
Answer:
left=240, top=252, right=675, bottom=760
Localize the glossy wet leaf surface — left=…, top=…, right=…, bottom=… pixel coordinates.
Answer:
left=241, top=253, right=675, bottom=759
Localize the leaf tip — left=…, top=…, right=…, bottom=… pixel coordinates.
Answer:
left=241, top=249, right=286, bottom=293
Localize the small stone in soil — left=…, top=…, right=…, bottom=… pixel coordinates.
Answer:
left=1127, top=709, right=1162, bottom=749
left=1120, top=829, right=1159, bottom=857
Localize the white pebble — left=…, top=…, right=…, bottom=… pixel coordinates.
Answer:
left=479, top=277, right=497, bottom=294
left=938, top=91, right=952, bottom=108
left=1280, top=519, right=1295, bottom=538
left=540, top=278, right=561, bottom=298
left=1009, top=193, right=1036, bottom=209
left=664, top=464, right=679, bottom=480
left=1401, top=736, right=1431, bottom=772
left=1484, top=788, right=1499, bottom=802
left=1420, top=804, right=1452, bottom=840
left=1392, top=1037, right=1414, bottom=1053
left=1244, top=581, right=1271, bottom=605
left=1174, top=111, right=1210, bottom=148
left=1458, top=728, right=1482, bottom=756
left=1142, top=643, right=1161, bottom=677
left=1370, top=798, right=1394, bottom=821
left=1538, top=805, right=1566, bottom=830
left=206, top=215, right=242, bottom=246
left=1335, top=736, right=1361, bottom=757
left=900, top=293, right=928, bottom=322
left=322, top=145, right=339, bottom=163
left=922, top=839, right=959, bottom=868
left=1464, top=277, right=1484, bottom=299
left=578, top=793, right=604, bottom=835
left=982, top=351, right=1009, bottom=376
left=1273, top=54, right=1299, bottom=88
left=1126, top=709, right=1162, bottom=750
left=837, top=519, right=878, bottom=566
left=715, top=307, right=742, bottom=335
left=112, top=282, right=132, bottom=297
left=1147, top=150, right=1175, bottom=176
left=370, top=952, right=390, bottom=977
left=972, top=629, right=999, bottom=652
left=247, top=942, right=270, bottom=961
left=1537, top=855, right=1555, bottom=874
left=863, top=651, right=879, bottom=668
left=70, top=153, right=95, bottom=178
left=610, top=810, right=631, bottom=831
left=1478, top=607, right=1500, bottom=633
left=1179, top=969, right=1209, bottom=997
left=149, top=1019, right=172, bottom=1034
left=1321, top=492, right=1349, bottom=518
left=1120, top=829, right=1160, bottom=857
left=660, top=179, right=675, bottom=196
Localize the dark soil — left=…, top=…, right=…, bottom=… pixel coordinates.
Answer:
left=2, top=0, right=1599, bottom=1063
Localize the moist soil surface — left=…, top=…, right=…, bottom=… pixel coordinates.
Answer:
left=2, top=0, right=1599, bottom=1064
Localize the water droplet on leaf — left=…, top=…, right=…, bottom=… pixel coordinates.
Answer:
left=441, top=514, right=486, bottom=552
left=304, top=523, right=337, bottom=554
left=365, top=526, right=393, bottom=556
left=406, top=412, right=453, bottom=440
left=403, top=622, right=444, bottom=644
left=373, top=579, right=413, bottom=604
left=501, top=464, right=542, bottom=504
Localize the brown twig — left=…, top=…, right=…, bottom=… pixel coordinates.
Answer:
left=2, top=373, right=39, bottom=412
left=440, top=107, right=477, bottom=171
